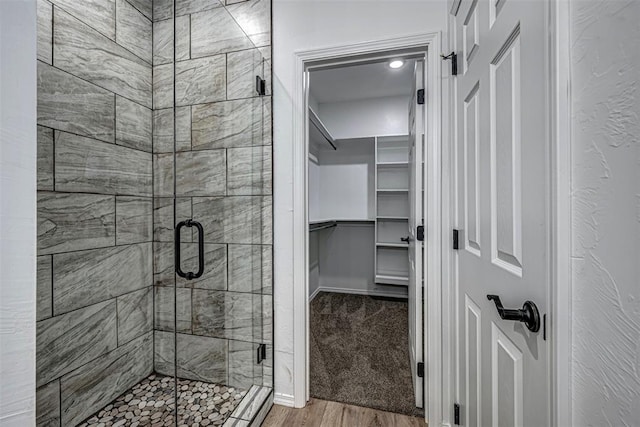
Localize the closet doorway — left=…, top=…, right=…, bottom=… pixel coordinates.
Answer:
left=306, top=53, right=427, bottom=419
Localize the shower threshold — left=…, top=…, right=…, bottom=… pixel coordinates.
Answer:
left=77, top=374, right=273, bottom=427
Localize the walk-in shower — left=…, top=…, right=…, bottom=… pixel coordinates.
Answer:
left=35, top=0, right=272, bottom=425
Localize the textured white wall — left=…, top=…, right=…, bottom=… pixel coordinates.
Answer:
left=0, top=1, right=37, bottom=425
left=570, top=1, right=640, bottom=425
left=272, top=0, right=448, bottom=402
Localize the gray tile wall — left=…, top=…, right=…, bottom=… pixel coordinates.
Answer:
left=36, top=0, right=271, bottom=423
left=36, top=0, right=154, bottom=425
left=151, top=0, right=273, bottom=392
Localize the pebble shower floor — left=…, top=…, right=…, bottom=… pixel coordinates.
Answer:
left=78, top=374, right=246, bottom=427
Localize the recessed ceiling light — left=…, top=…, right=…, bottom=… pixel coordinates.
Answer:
left=389, top=60, right=404, bottom=69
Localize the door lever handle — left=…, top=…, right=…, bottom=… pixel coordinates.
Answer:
left=487, top=295, right=540, bottom=332
left=401, top=236, right=410, bottom=243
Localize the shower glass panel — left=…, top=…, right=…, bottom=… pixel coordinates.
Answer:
left=156, top=0, right=273, bottom=425
left=35, top=0, right=271, bottom=424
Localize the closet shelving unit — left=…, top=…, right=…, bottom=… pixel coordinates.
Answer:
left=375, top=135, right=410, bottom=286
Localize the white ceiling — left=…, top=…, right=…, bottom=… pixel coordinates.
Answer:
left=309, top=59, right=415, bottom=104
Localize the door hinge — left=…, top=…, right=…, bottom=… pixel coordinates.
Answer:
left=454, top=403, right=461, bottom=425
left=256, top=76, right=266, bottom=96
left=453, top=229, right=460, bottom=250
left=441, top=52, right=458, bottom=76
left=417, top=89, right=425, bottom=105
left=417, top=225, right=425, bottom=241
left=417, top=362, right=424, bottom=378
left=257, top=343, right=267, bottom=364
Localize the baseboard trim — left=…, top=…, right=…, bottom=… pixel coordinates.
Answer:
left=273, top=392, right=295, bottom=407
left=308, top=286, right=322, bottom=302
left=312, top=286, right=408, bottom=300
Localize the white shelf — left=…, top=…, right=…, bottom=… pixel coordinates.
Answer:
left=377, top=220, right=409, bottom=245
left=310, top=218, right=375, bottom=224
left=375, top=274, right=408, bottom=286
left=377, top=161, right=409, bottom=166
left=376, top=135, right=409, bottom=163
left=377, top=163, right=408, bottom=190
left=374, top=134, right=411, bottom=287
left=377, top=192, right=409, bottom=218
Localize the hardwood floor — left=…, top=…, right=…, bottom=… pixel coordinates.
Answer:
left=262, top=399, right=427, bottom=427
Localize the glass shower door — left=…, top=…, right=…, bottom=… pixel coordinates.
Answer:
left=34, top=0, right=271, bottom=423
left=170, top=51, right=272, bottom=427
left=158, top=1, right=273, bottom=424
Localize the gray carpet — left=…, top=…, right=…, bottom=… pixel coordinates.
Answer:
left=309, top=292, right=424, bottom=417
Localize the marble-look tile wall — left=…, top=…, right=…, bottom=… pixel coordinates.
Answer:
left=151, top=0, right=273, bottom=392
left=35, top=0, right=271, bottom=424
left=36, top=0, right=154, bottom=425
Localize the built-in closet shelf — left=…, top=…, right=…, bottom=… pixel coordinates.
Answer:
left=374, top=135, right=411, bottom=287
left=309, top=219, right=375, bottom=234
left=376, top=243, right=409, bottom=248
left=376, top=135, right=410, bottom=163
left=377, top=162, right=409, bottom=167
left=309, top=221, right=337, bottom=232
left=375, top=274, right=409, bottom=286
left=310, top=219, right=375, bottom=224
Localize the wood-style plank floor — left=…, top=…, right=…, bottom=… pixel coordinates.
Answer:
left=262, top=399, right=427, bottom=427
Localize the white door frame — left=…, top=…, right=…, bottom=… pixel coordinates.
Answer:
left=291, top=32, right=448, bottom=424
left=447, top=0, right=573, bottom=426
left=549, top=0, right=572, bottom=425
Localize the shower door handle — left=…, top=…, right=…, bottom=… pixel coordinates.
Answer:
left=175, top=219, right=205, bottom=280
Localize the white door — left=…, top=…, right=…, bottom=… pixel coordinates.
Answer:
left=453, top=0, right=549, bottom=426
left=408, top=59, right=425, bottom=409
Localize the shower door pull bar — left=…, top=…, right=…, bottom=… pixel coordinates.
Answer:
left=175, top=219, right=205, bottom=280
